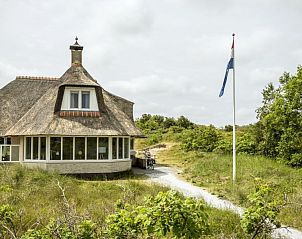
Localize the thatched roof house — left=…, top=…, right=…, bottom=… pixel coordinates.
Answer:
left=0, top=38, right=143, bottom=174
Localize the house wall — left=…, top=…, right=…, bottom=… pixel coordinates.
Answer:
left=22, top=159, right=131, bottom=174
left=61, top=87, right=98, bottom=111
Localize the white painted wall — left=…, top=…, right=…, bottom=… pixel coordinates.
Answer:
left=61, top=87, right=98, bottom=111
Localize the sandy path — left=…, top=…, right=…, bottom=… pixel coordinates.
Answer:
left=133, top=165, right=302, bottom=239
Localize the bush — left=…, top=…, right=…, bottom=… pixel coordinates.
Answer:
left=181, top=125, right=220, bottom=152
left=106, top=191, right=209, bottom=238
left=241, top=182, right=282, bottom=238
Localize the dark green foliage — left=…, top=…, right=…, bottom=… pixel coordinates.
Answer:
left=106, top=191, right=209, bottom=238
left=241, top=183, right=282, bottom=238
left=181, top=125, right=220, bottom=152
left=256, top=66, right=302, bottom=166
left=136, top=114, right=195, bottom=145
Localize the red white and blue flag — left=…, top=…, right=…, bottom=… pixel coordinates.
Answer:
left=219, top=37, right=234, bottom=97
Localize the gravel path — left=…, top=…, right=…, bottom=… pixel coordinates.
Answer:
left=133, top=165, right=302, bottom=239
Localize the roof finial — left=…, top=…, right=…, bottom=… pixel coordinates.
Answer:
left=75, top=36, right=79, bottom=45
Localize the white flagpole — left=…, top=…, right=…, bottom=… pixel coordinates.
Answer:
left=232, top=33, right=236, bottom=182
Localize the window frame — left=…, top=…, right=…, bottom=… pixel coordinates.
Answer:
left=70, top=91, right=79, bottom=109
left=81, top=91, right=90, bottom=109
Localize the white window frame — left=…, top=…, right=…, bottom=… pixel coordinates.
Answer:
left=70, top=91, right=79, bottom=109
left=69, top=89, right=92, bottom=110
left=24, top=136, right=47, bottom=161
left=81, top=91, right=90, bottom=109
left=25, top=136, right=131, bottom=162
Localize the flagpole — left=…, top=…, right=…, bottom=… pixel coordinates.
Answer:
left=232, top=33, right=236, bottom=182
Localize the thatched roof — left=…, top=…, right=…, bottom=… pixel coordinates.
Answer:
left=0, top=64, right=143, bottom=137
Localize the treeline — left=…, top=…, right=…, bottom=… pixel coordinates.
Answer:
left=135, top=114, right=257, bottom=155
left=136, top=66, right=302, bottom=167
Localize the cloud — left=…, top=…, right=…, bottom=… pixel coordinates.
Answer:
left=1, top=0, right=302, bottom=127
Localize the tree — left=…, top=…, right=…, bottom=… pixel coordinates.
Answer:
left=256, top=66, right=302, bottom=166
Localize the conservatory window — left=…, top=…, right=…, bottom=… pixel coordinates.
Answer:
left=124, top=138, right=129, bottom=159
left=40, top=137, right=46, bottom=160
left=26, top=137, right=31, bottom=159
left=75, top=137, right=85, bottom=160
left=98, top=137, right=108, bottom=160
left=50, top=137, right=61, bottom=160
left=112, top=137, right=117, bottom=159
left=63, top=137, right=73, bottom=160
left=87, top=137, right=97, bottom=160
left=118, top=138, right=123, bottom=159
left=33, top=137, right=39, bottom=160
left=25, top=137, right=47, bottom=160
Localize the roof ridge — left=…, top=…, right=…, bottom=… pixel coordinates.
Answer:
left=16, top=76, right=59, bottom=81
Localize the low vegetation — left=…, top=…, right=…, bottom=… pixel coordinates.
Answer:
left=0, top=164, right=255, bottom=238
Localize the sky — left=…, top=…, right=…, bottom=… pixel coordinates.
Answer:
left=0, top=0, right=301, bottom=126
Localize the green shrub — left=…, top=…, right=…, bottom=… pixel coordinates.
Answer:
left=106, top=191, right=209, bottom=238
left=181, top=125, right=220, bottom=152
left=241, top=183, right=282, bottom=238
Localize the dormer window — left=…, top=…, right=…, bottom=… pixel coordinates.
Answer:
left=70, top=91, right=89, bottom=109
left=61, top=87, right=98, bottom=112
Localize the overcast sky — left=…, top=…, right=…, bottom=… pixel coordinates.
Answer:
left=0, top=0, right=301, bottom=126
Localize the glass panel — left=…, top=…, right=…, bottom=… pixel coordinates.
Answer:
left=118, top=138, right=123, bottom=159
left=82, top=91, right=90, bottom=109
left=130, top=138, right=134, bottom=150
left=11, top=146, right=19, bottom=161
left=124, top=138, right=129, bottom=158
left=112, top=137, right=117, bottom=159
left=63, top=137, right=73, bottom=160
left=0, top=137, right=3, bottom=144
left=40, top=137, right=46, bottom=160
left=75, top=137, right=85, bottom=160
left=50, top=137, right=61, bottom=160
left=26, top=137, right=31, bottom=160
left=70, top=91, right=79, bottom=108
left=33, top=137, right=39, bottom=160
left=87, top=137, right=97, bottom=160
left=2, top=146, right=10, bottom=161
left=98, top=137, right=108, bottom=160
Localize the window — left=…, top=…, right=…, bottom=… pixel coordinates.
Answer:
left=26, top=137, right=31, bottom=159
left=87, top=137, right=97, bottom=160
left=70, top=91, right=79, bottom=108
left=82, top=91, right=90, bottom=109
left=118, top=138, right=123, bottom=159
left=98, top=137, right=108, bottom=160
left=112, top=137, right=117, bottom=159
left=63, top=137, right=73, bottom=160
left=33, top=137, right=39, bottom=160
left=25, top=137, right=46, bottom=160
left=75, top=137, right=85, bottom=160
left=40, top=137, right=46, bottom=160
left=50, top=137, right=61, bottom=160
left=124, top=138, right=129, bottom=158
left=130, top=138, right=134, bottom=150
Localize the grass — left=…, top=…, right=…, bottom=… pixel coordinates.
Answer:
left=0, top=163, right=250, bottom=238
left=156, top=143, right=302, bottom=230
left=0, top=164, right=166, bottom=232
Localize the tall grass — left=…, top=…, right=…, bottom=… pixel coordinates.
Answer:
left=0, top=164, right=166, bottom=230
left=0, top=164, right=249, bottom=237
